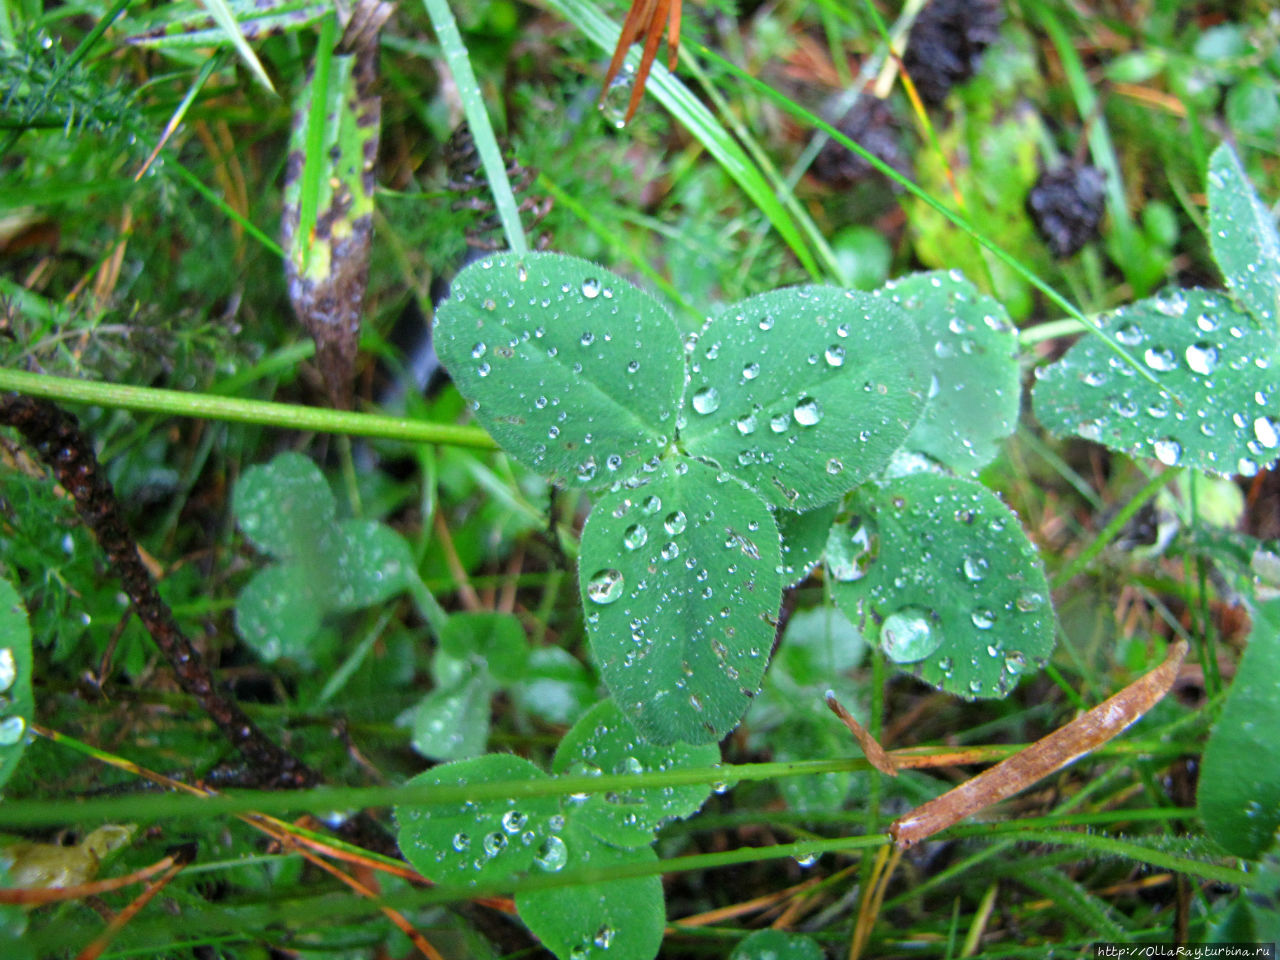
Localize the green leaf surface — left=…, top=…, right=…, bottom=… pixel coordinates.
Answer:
left=0, top=578, right=34, bottom=792
left=1032, top=288, right=1280, bottom=477
left=730, top=929, right=825, bottom=960
left=509, top=648, right=598, bottom=726
left=777, top=502, right=839, bottom=588
left=889, top=271, right=1020, bottom=474
left=550, top=699, right=719, bottom=847
left=233, top=452, right=336, bottom=560
left=440, top=612, right=529, bottom=683
left=234, top=563, right=324, bottom=663
left=579, top=458, right=783, bottom=743
left=680, top=286, right=927, bottom=510
left=399, top=670, right=493, bottom=761
left=434, top=253, right=684, bottom=489
left=395, top=754, right=563, bottom=888
left=775, top=605, right=866, bottom=688
left=829, top=473, right=1055, bottom=699
left=1208, top=142, right=1280, bottom=328
left=515, top=819, right=664, bottom=960
left=1199, top=598, right=1280, bottom=859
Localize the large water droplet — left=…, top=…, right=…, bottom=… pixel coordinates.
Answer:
left=881, top=607, right=941, bottom=663
left=623, top=524, right=648, bottom=551
left=793, top=396, right=823, bottom=426
left=483, top=831, right=508, bottom=856
left=452, top=832, right=471, bottom=852
left=502, top=810, right=527, bottom=834
left=962, top=555, right=988, bottom=582
left=664, top=511, right=688, bottom=535
left=824, top=345, right=845, bottom=367
left=1152, top=437, right=1182, bottom=466
left=587, top=569, right=625, bottom=604
left=691, top=386, right=721, bottom=415
left=769, top=414, right=789, bottom=433
left=736, top=412, right=757, bottom=435
left=0, top=648, right=13, bottom=693
left=971, top=608, right=995, bottom=629
left=0, top=715, right=26, bottom=746
left=742, top=362, right=760, bottom=380
left=582, top=278, right=601, bottom=298
left=1115, top=322, right=1144, bottom=346
left=1184, top=341, right=1219, bottom=376
left=1143, top=346, right=1177, bottom=372
left=826, top=516, right=880, bottom=582
left=1254, top=416, right=1279, bottom=450
left=471, top=342, right=487, bottom=359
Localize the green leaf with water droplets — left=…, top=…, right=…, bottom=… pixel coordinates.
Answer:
left=233, top=453, right=412, bottom=662
left=579, top=458, right=783, bottom=744
left=398, top=668, right=493, bottom=761
left=551, top=699, right=720, bottom=847
left=395, top=754, right=564, bottom=888
left=434, top=252, right=684, bottom=489
left=1199, top=598, right=1280, bottom=859
left=680, top=286, right=928, bottom=510
left=0, top=577, right=34, bottom=792
left=515, top=818, right=664, bottom=960
left=889, top=271, right=1020, bottom=474
left=829, top=473, right=1055, bottom=699
left=1032, top=288, right=1280, bottom=477
left=730, top=929, right=825, bottom=960
left=1208, top=142, right=1280, bottom=329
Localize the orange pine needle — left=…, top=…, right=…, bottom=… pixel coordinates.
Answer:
left=599, top=0, right=683, bottom=125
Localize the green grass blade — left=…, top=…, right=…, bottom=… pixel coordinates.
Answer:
left=545, top=0, right=820, bottom=279
left=421, top=0, right=528, bottom=255
left=200, top=0, right=278, bottom=93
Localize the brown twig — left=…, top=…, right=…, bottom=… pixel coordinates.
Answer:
left=0, top=393, right=316, bottom=789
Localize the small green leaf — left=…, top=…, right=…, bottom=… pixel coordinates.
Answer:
left=233, top=452, right=336, bottom=560
left=0, top=577, right=34, bottom=792
left=395, top=754, right=563, bottom=887
left=680, top=286, right=927, bottom=510
left=890, top=271, right=1020, bottom=473
left=775, top=605, right=866, bottom=688
left=777, top=502, right=839, bottom=588
left=770, top=707, right=854, bottom=814
left=398, top=670, right=493, bottom=761
left=550, top=699, right=719, bottom=847
left=234, top=563, right=325, bottom=663
left=1208, top=142, right=1280, bottom=328
left=579, top=459, right=783, bottom=743
left=434, top=252, right=684, bottom=489
left=333, top=520, right=412, bottom=608
left=1032, top=288, right=1280, bottom=477
left=440, top=612, right=529, bottom=683
left=829, top=474, right=1055, bottom=699
left=509, top=648, right=597, bottom=726
left=1199, top=598, right=1280, bottom=859
left=515, top=819, right=664, bottom=960
left=730, top=929, right=825, bottom=960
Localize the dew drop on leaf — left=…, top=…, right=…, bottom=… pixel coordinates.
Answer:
left=742, top=361, right=760, bottom=380
left=793, top=396, right=823, bottom=426
left=1152, top=437, right=1183, bottom=465
left=587, top=569, right=625, bottom=604
left=1185, top=342, right=1220, bottom=376
left=881, top=607, right=941, bottom=663
left=533, top=835, right=568, bottom=872
left=1143, top=346, right=1177, bottom=372
left=623, top=525, right=648, bottom=550
left=826, top=516, right=879, bottom=582
left=582, top=278, right=601, bottom=298
left=824, top=345, right=845, bottom=367
left=0, top=715, right=27, bottom=746
left=691, top=387, right=721, bottom=415
left=1254, top=416, right=1279, bottom=449
left=0, top=648, right=14, bottom=693
left=664, top=511, right=688, bottom=535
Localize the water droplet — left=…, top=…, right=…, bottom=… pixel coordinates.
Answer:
left=1115, top=322, right=1144, bottom=346
left=664, top=511, right=688, bottom=535
left=627, top=359, right=640, bottom=373
left=582, top=278, right=601, bottom=298
left=793, top=852, right=819, bottom=868
left=742, top=362, right=760, bottom=380
left=502, top=810, right=527, bottom=834
left=1015, top=591, right=1045, bottom=613
left=594, top=925, right=617, bottom=949
left=587, top=569, right=625, bottom=604
left=0, top=649, right=13, bottom=693
left=1152, top=437, right=1182, bottom=466
left=736, top=412, right=757, bottom=435
left=824, top=345, right=845, bottom=367
left=971, top=608, right=995, bottom=629
left=624, top=524, right=648, bottom=550
left=1143, top=346, right=1177, bottom=372
left=881, top=607, right=941, bottom=663
left=471, top=342, right=487, bottom=359
left=533, top=835, right=568, bottom=872
left=793, top=396, right=823, bottom=426
left=826, top=458, right=844, bottom=475
left=660, top=541, right=679, bottom=561
left=580, top=331, right=595, bottom=346
left=1185, top=341, right=1219, bottom=376
left=826, top=516, right=879, bottom=582
left=692, top=386, right=721, bottom=415
left=1254, top=416, right=1279, bottom=450
left=452, top=832, right=471, bottom=852
left=758, top=315, right=775, bottom=331
left=962, top=555, right=988, bottom=582
left=769, top=414, right=789, bottom=433
left=483, top=832, right=508, bottom=856
left=642, top=496, right=662, bottom=515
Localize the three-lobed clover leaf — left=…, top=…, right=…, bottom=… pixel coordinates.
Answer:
left=1208, top=142, right=1280, bottom=330
left=435, top=252, right=931, bottom=743
left=233, top=452, right=412, bottom=663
